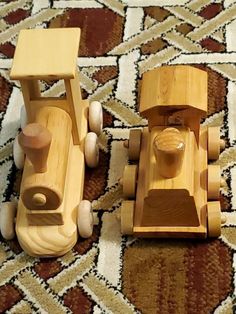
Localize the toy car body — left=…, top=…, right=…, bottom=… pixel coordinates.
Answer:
left=121, top=65, right=225, bottom=238
left=0, top=28, right=102, bottom=257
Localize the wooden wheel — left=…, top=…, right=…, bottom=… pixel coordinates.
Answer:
left=85, top=132, right=99, bottom=168
left=13, top=135, right=25, bottom=169
left=122, top=165, right=138, bottom=198
left=207, top=201, right=221, bottom=237
left=121, top=200, right=134, bottom=235
left=20, top=106, right=28, bottom=129
left=126, top=129, right=142, bottom=161
left=89, top=101, right=103, bottom=136
left=0, top=202, right=17, bottom=240
left=77, top=200, right=93, bottom=238
left=208, top=127, right=225, bottom=160
left=208, top=164, right=221, bottom=200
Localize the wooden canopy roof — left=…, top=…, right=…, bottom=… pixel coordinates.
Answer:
left=140, top=65, right=207, bottom=118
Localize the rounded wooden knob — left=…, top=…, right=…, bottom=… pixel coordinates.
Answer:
left=153, top=127, right=185, bottom=178
left=32, top=193, right=47, bottom=207
left=18, top=123, right=52, bottom=173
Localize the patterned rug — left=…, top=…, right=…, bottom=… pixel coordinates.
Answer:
left=0, top=0, right=236, bottom=313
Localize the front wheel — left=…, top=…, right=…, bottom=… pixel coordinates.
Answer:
left=207, top=201, right=221, bottom=238
left=122, top=165, right=138, bottom=199
left=85, top=132, right=99, bottom=168
left=77, top=200, right=93, bottom=238
left=208, top=164, right=221, bottom=200
left=208, top=127, right=225, bottom=160
left=0, top=202, right=17, bottom=240
left=127, top=129, right=142, bottom=161
left=121, top=200, right=134, bottom=235
left=13, top=135, right=25, bottom=169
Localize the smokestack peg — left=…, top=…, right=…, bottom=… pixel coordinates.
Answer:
left=18, top=123, right=52, bottom=173
left=153, top=127, right=185, bottom=178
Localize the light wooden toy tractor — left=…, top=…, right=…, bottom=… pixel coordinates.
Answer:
left=120, top=65, right=226, bottom=238
left=0, top=28, right=103, bottom=257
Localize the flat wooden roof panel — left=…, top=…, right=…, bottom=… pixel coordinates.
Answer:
left=140, top=65, right=207, bottom=116
left=10, top=28, right=80, bottom=80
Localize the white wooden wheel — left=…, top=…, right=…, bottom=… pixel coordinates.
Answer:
left=77, top=200, right=93, bottom=238
left=85, top=132, right=99, bottom=168
left=0, top=202, right=17, bottom=240
left=122, top=165, right=138, bottom=198
left=89, top=101, right=103, bottom=135
left=207, top=201, right=221, bottom=238
left=127, top=129, right=142, bottom=161
left=208, top=126, right=222, bottom=160
left=208, top=164, right=221, bottom=200
left=20, top=106, right=28, bottom=129
left=121, top=200, right=134, bottom=235
left=13, top=135, right=25, bottom=169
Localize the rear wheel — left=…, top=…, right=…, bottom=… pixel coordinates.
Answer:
left=85, top=132, right=99, bottom=168
left=89, top=101, right=103, bottom=136
left=121, top=200, right=134, bottom=235
left=207, top=201, right=221, bottom=237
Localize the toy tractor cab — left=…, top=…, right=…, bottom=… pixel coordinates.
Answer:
left=121, top=66, right=226, bottom=238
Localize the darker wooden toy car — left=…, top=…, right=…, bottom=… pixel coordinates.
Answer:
left=120, top=65, right=226, bottom=238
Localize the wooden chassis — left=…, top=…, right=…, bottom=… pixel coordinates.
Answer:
left=16, top=100, right=88, bottom=257
left=130, top=125, right=208, bottom=238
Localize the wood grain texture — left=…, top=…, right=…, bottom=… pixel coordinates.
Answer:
left=21, top=106, right=72, bottom=211
left=140, top=65, right=207, bottom=115
left=133, top=126, right=209, bottom=237
left=153, top=127, right=185, bottom=178
left=10, top=28, right=80, bottom=80
left=16, top=143, right=85, bottom=257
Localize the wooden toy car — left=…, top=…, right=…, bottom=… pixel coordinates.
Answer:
left=120, top=65, right=226, bottom=238
left=0, top=28, right=103, bottom=257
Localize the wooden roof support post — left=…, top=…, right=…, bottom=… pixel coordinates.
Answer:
left=64, top=70, right=87, bottom=145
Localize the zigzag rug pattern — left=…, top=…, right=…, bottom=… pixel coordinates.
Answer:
left=0, top=0, right=236, bottom=313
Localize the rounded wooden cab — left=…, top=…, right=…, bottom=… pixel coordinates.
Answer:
left=20, top=106, right=72, bottom=210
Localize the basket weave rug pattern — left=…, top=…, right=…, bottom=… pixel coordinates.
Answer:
left=0, top=1, right=236, bottom=313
